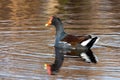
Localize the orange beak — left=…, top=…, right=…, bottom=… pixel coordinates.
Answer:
left=45, top=17, right=53, bottom=27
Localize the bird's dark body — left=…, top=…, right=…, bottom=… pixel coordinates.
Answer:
left=61, top=34, right=91, bottom=46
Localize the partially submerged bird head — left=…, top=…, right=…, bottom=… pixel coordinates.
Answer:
left=44, top=63, right=59, bottom=75
left=44, top=64, right=52, bottom=75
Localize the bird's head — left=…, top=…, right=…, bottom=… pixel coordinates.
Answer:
left=45, top=16, right=62, bottom=27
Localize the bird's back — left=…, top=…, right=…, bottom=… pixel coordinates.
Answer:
left=61, top=34, right=91, bottom=46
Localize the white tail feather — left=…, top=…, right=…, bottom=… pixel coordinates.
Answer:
left=80, top=52, right=91, bottom=63
left=94, top=37, right=100, bottom=44
left=81, top=39, right=92, bottom=46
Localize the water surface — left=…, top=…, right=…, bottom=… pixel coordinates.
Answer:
left=0, top=0, right=120, bottom=80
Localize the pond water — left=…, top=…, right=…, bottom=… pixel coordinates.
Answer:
left=0, top=0, right=120, bottom=80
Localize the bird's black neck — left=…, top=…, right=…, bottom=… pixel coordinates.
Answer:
left=54, top=23, right=64, bottom=35
left=54, top=21, right=66, bottom=46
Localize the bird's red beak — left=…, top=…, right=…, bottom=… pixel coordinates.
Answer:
left=45, top=16, right=53, bottom=27
left=44, top=64, right=52, bottom=75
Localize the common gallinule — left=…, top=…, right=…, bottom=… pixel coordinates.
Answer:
left=45, top=16, right=99, bottom=75
left=45, top=16, right=99, bottom=49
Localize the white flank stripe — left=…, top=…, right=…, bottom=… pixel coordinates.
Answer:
left=59, top=41, right=71, bottom=46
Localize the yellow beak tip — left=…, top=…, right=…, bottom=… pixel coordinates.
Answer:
left=45, top=24, right=48, bottom=27
left=44, top=64, right=47, bottom=69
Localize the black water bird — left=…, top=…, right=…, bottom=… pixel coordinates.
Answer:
left=45, top=16, right=99, bottom=50
left=44, top=16, right=99, bottom=75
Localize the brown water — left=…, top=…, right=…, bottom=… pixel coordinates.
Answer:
left=0, top=0, right=120, bottom=80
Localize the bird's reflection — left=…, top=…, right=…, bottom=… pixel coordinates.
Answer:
left=44, top=47, right=98, bottom=75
